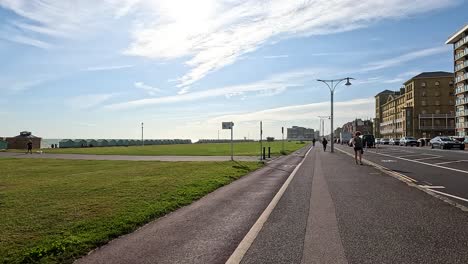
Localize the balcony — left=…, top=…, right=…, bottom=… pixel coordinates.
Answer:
left=455, top=61, right=468, bottom=72
left=419, top=114, right=455, bottom=119
left=455, top=84, right=468, bottom=94
left=455, top=73, right=468, bottom=83
left=455, top=48, right=468, bottom=60
left=419, top=126, right=455, bottom=130
left=455, top=36, right=468, bottom=49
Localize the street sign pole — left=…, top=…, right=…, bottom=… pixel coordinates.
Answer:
left=230, top=126, right=233, bottom=161
left=260, top=121, right=263, bottom=160
left=282, top=126, right=284, bottom=153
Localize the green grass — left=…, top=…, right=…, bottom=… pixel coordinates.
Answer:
left=10, top=141, right=308, bottom=156
left=0, top=158, right=262, bottom=264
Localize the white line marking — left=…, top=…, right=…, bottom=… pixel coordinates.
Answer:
left=435, top=160, right=468, bottom=165
left=425, top=189, right=468, bottom=203
left=398, top=154, right=431, bottom=158
left=413, top=156, right=442, bottom=161
left=367, top=151, right=468, bottom=174
left=418, top=185, right=446, bottom=189
left=226, top=146, right=313, bottom=264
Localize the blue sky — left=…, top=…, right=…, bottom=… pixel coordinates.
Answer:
left=0, top=0, right=467, bottom=140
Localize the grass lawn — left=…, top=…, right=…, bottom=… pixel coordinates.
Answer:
left=10, top=141, right=308, bottom=156
left=0, top=158, right=262, bottom=264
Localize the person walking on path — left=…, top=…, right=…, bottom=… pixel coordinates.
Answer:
left=26, top=140, right=33, bottom=154
left=351, top=131, right=364, bottom=165
left=322, top=137, right=328, bottom=151
left=312, top=138, right=316, bottom=147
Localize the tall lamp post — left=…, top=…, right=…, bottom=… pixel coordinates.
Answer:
left=317, top=77, right=354, bottom=153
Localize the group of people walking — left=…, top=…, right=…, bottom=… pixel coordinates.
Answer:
left=312, top=131, right=364, bottom=165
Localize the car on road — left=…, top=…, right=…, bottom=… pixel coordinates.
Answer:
left=380, top=138, right=390, bottom=145
left=430, top=136, right=465, bottom=150
left=389, top=138, right=400, bottom=145
left=417, top=137, right=431, bottom=147
left=375, top=138, right=381, bottom=144
left=361, top=134, right=375, bottom=148
left=400, top=136, right=418, bottom=146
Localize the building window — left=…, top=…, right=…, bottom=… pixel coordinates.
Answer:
left=435, top=91, right=440, bottom=97
left=435, top=109, right=441, bottom=114
left=449, top=100, right=453, bottom=105
left=421, top=91, right=427, bottom=97
left=435, top=100, right=440, bottom=106
left=421, top=82, right=426, bottom=87
left=421, top=100, right=426, bottom=106
left=435, top=81, right=440, bottom=86
left=422, top=110, right=427, bottom=114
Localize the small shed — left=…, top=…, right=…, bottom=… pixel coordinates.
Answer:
left=107, top=139, right=117, bottom=147
left=6, top=131, right=42, bottom=149
left=86, top=139, right=98, bottom=147
left=59, top=139, right=75, bottom=148
left=96, top=139, right=109, bottom=147
left=73, top=139, right=88, bottom=148
left=0, top=140, right=7, bottom=150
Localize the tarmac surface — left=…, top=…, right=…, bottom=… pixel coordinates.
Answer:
left=74, top=145, right=468, bottom=264
left=336, top=144, right=468, bottom=207
left=0, top=152, right=259, bottom=162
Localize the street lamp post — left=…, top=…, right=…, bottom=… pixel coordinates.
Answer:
left=317, top=77, right=354, bottom=153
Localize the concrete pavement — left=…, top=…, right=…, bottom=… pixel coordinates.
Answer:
left=74, top=145, right=468, bottom=263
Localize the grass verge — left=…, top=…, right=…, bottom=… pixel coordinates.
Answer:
left=9, top=141, right=308, bottom=156
left=0, top=158, right=262, bottom=264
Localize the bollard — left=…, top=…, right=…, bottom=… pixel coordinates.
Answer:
left=263, top=147, right=266, bottom=160
left=268, top=147, right=271, bottom=158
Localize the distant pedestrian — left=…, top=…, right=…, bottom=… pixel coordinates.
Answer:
left=26, top=140, right=33, bottom=154
left=312, top=138, right=316, bottom=147
left=322, top=137, right=328, bottom=151
left=351, top=131, right=363, bottom=165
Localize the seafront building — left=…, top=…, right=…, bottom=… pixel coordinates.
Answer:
left=375, top=72, right=455, bottom=139
left=286, top=126, right=314, bottom=140
left=446, top=24, right=468, bottom=136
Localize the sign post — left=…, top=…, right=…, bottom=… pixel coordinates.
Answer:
left=222, top=122, right=234, bottom=161
left=260, top=121, right=263, bottom=160
left=282, top=127, right=284, bottom=154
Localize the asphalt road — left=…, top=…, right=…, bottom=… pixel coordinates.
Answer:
left=335, top=144, right=468, bottom=208
left=74, top=147, right=310, bottom=264
left=241, top=147, right=468, bottom=264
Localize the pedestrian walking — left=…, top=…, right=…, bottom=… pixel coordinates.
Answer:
left=312, top=138, right=316, bottom=147
left=26, top=140, right=33, bottom=154
left=351, top=131, right=364, bottom=165
left=322, top=137, right=328, bottom=151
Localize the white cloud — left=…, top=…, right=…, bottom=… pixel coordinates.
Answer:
left=105, top=68, right=319, bottom=110
left=66, top=93, right=114, bottom=109
left=134, top=82, right=161, bottom=96
left=360, top=47, right=450, bottom=72
left=122, top=0, right=458, bottom=92
left=83, top=65, right=134, bottom=71
left=382, top=70, right=422, bottom=84
left=5, top=35, right=53, bottom=49
left=264, top=55, right=289, bottom=59
left=0, top=77, right=51, bottom=91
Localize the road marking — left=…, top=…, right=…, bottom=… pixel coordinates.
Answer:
left=336, top=146, right=468, bottom=212
left=413, top=156, right=442, bottom=161
left=367, top=151, right=468, bottom=174
left=398, top=153, right=437, bottom=158
left=226, top=146, right=313, bottom=264
left=381, top=159, right=397, bottom=163
left=425, top=189, right=468, bottom=203
left=418, top=185, right=446, bottom=189
left=435, top=160, right=468, bottom=165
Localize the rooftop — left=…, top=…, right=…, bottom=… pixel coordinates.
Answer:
left=446, top=24, right=468, bottom=44
left=404, top=71, right=453, bottom=84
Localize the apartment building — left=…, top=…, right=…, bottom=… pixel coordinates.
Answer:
left=446, top=24, right=468, bottom=136
left=377, top=72, right=455, bottom=139
left=287, top=126, right=314, bottom=140
left=374, top=90, right=400, bottom=137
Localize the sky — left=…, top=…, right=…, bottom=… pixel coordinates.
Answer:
left=0, top=0, right=467, bottom=140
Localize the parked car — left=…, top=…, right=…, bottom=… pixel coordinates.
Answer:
left=450, top=136, right=465, bottom=142
left=400, top=136, right=418, bottom=146
left=417, top=137, right=431, bottom=147
left=389, top=138, right=400, bottom=145
left=380, top=138, right=390, bottom=145
left=361, top=134, right=375, bottom=148
left=375, top=138, right=381, bottom=144
left=430, top=136, right=465, bottom=150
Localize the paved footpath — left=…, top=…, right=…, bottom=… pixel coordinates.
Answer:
left=76, top=146, right=468, bottom=264
left=0, top=152, right=258, bottom=162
